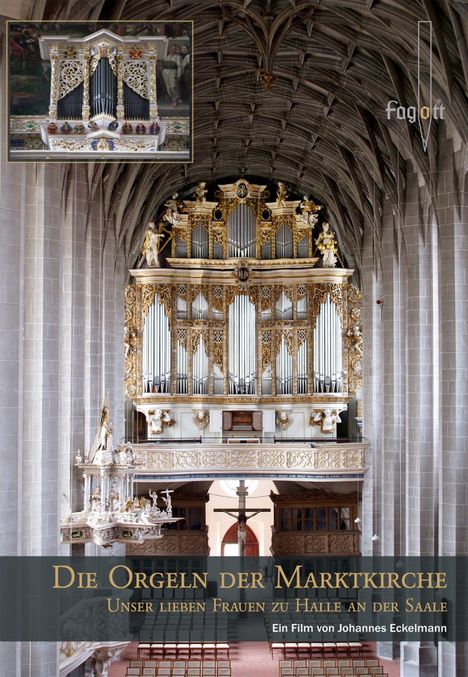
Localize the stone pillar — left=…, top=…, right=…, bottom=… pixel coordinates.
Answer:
left=436, top=137, right=468, bottom=677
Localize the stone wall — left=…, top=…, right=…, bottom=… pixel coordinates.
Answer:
left=361, top=132, right=468, bottom=676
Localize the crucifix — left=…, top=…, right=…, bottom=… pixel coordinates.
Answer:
left=214, top=480, right=270, bottom=557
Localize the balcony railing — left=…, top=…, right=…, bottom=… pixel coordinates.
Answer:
left=133, top=440, right=367, bottom=478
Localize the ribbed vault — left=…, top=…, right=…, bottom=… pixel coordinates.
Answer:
left=35, top=0, right=467, bottom=271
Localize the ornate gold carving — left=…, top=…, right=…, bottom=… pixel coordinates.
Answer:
left=190, top=327, right=208, bottom=353
left=212, top=329, right=224, bottom=371
left=190, top=214, right=211, bottom=230
left=346, top=283, right=362, bottom=394
left=155, top=284, right=173, bottom=317
left=261, top=329, right=272, bottom=372
left=176, top=329, right=187, bottom=348
left=58, top=60, right=84, bottom=99
left=123, top=60, right=149, bottom=99
left=124, top=283, right=142, bottom=398
left=310, top=283, right=345, bottom=324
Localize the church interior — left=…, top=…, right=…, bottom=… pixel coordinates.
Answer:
left=0, top=1, right=467, bottom=676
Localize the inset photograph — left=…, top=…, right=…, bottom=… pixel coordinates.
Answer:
left=7, top=21, right=192, bottom=161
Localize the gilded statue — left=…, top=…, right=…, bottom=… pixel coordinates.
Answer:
left=163, top=193, right=184, bottom=225
left=142, top=222, right=164, bottom=268
left=276, top=181, right=288, bottom=207
left=298, top=195, right=322, bottom=228
left=311, top=408, right=343, bottom=434
left=315, top=222, right=338, bottom=267
left=194, top=181, right=207, bottom=203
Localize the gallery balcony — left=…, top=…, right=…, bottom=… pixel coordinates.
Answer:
left=132, top=437, right=368, bottom=481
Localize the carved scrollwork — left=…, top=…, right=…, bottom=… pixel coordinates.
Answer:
left=155, top=284, right=173, bottom=318
left=310, top=283, right=345, bottom=324
left=123, top=60, right=149, bottom=99
left=212, top=329, right=224, bottom=371
left=124, top=284, right=142, bottom=398
left=346, top=283, right=362, bottom=394
left=261, top=329, right=272, bottom=372
left=58, top=60, right=84, bottom=99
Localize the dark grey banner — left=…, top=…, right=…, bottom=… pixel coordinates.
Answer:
left=0, top=557, right=466, bottom=642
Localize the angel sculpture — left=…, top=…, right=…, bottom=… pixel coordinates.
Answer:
left=142, top=222, right=164, bottom=268
left=347, top=324, right=363, bottom=357
left=311, top=408, right=342, bottom=434
left=147, top=409, right=173, bottom=435
left=298, top=195, right=322, bottom=229
left=276, top=181, right=288, bottom=207
left=194, top=181, right=207, bottom=203
left=315, top=222, right=338, bottom=267
left=163, top=193, right=183, bottom=226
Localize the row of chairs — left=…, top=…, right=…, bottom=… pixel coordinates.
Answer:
left=126, top=659, right=231, bottom=677
left=137, top=642, right=230, bottom=659
left=279, top=658, right=386, bottom=677
left=271, top=642, right=364, bottom=658
left=280, top=668, right=386, bottom=677
left=280, top=660, right=382, bottom=668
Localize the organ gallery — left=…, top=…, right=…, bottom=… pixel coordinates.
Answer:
left=125, top=178, right=364, bottom=440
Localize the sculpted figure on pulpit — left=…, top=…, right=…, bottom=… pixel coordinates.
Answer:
left=87, top=399, right=114, bottom=464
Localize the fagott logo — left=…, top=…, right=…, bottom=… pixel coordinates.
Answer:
left=385, top=20, right=445, bottom=151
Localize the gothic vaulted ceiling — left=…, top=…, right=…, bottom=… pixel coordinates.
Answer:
left=36, top=0, right=467, bottom=270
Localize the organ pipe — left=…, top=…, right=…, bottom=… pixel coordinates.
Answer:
left=176, top=341, right=187, bottom=393
left=297, top=339, right=308, bottom=394
left=227, top=204, right=256, bottom=257
left=276, top=335, right=293, bottom=394
left=313, top=295, right=343, bottom=393
left=90, top=57, right=116, bottom=117
left=142, top=297, right=171, bottom=393
left=228, top=295, right=256, bottom=393
left=192, top=335, right=208, bottom=394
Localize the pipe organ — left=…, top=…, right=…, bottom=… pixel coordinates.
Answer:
left=30, top=28, right=190, bottom=158
left=125, top=179, right=363, bottom=437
